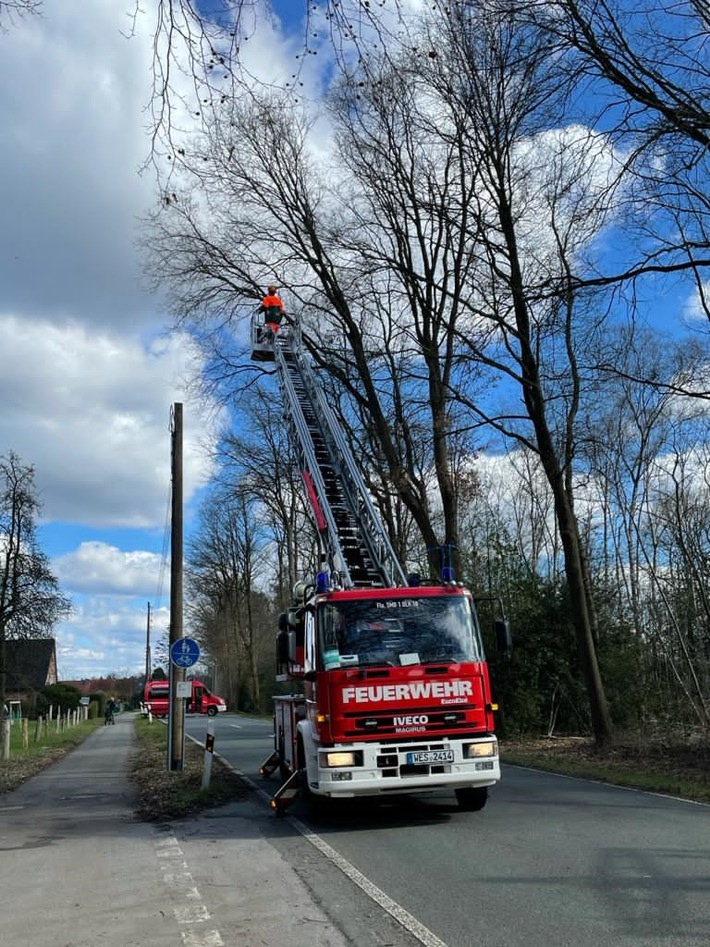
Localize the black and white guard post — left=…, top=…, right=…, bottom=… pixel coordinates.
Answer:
left=202, top=717, right=216, bottom=790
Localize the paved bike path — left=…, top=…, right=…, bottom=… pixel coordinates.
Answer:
left=0, top=713, right=349, bottom=947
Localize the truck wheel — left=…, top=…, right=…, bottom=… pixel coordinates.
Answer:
left=297, top=735, right=308, bottom=786
left=207, top=706, right=218, bottom=717
left=277, top=733, right=291, bottom=782
left=296, top=736, right=338, bottom=821
left=296, top=736, right=319, bottom=802
left=455, top=787, right=488, bottom=811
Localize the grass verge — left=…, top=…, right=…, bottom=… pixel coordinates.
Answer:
left=131, top=716, right=250, bottom=821
left=501, top=734, right=710, bottom=804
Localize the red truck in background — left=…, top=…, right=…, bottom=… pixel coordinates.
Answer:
left=142, top=679, right=227, bottom=717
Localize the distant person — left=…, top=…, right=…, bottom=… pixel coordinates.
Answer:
left=105, top=698, right=117, bottom=725
left=259, top=285, right=285, bottom=336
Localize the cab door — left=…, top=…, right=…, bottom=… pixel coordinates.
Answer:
left=193, top=684, right=204, bottom=712
left=303, top=610, right=321, bottom=740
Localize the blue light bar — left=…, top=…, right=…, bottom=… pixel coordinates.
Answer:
left=441, top=566, right=455, bottom=583
left=316, top=570, right=330, bottom=593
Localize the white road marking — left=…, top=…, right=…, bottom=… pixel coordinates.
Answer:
left=181, top=932, right=224, bottom=947
left=155, top=831, right=224, bottom=945
left=290, top=812, right=449, bottom=947
left=223, top=761, right=449, bottom=947
left=174, top=904, right=212, bottom=924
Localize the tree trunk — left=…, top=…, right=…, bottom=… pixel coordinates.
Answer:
left=551, top=478, right=614, bottom=744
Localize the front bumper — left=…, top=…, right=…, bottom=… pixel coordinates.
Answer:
left=312, top=735, right=500, bottom=798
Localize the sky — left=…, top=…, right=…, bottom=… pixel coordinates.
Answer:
left=0, top=1, right=220, bottom=680
left=0, top=0, right=319, bottom=682
left=1, top=1, right=704, bottom=682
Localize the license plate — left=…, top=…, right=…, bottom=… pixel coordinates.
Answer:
left=407, top=749, right=455, bottom=765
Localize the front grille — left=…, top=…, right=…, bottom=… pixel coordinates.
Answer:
left=341, top=705, right=476, bottom=738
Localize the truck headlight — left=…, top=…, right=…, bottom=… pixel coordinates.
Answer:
left=323, top=751, right=361, bottom=767
left=464, top=741, right=497, bottom=759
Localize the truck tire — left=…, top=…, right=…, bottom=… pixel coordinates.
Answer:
left=277, top=732, right=292, bottom=782
left=455, top=787, right=488, bottom=811
left=297, top=736, right=319, bottom=802
left=296, top=735, right=339, bottom=821
left=207, top=706, right=218, bottom=717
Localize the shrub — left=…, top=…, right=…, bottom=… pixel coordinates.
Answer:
left=36, top=683, right=81, bottom=716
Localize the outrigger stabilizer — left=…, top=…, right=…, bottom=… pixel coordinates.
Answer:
left=259, top=752, right=303, bottom=815
left=258, top=751, right=279, bottom=778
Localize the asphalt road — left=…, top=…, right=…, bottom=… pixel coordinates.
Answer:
left=187, top=713, right=710, bottom=947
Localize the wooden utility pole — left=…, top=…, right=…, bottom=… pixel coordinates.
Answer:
left=144, top=601, right=151, bottom=686
left=168, top=403, right=185, bottom=771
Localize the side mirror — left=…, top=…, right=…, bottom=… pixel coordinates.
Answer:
left=495, top=618, right=513, bottom=653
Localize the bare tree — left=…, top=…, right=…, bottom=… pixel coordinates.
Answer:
left=0, top=0, right=41, bottom=28
left=187, top=480, right=276, bottom=711
left=401, top=1, right=621, bottom=743
left=147, top=1, right=408, bottom=167
left=142, top=80, right=480, bottom=576
left=652, top=459, right=710, bottom=728
left=219, top=391, right=319, bottom=596
left=0, top=452, right=71, bottom=758
left=511, top=0, right=710, bottom=315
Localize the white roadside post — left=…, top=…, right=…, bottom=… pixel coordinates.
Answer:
left=202, top=717, right=216, bottom=790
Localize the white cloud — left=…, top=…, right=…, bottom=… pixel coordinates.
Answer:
left=0, top=1, right=226, bottom=680
left=682, top=283, right=710, bottom=322
left=0, top=317, right=220, bottom=527
left=0, top=0, right=162, bottom=328
left=54, top=542, right=164, bottom=596
left=53, top=542, right=175, bottom=679
left=55, top=596, right=171, bottom=681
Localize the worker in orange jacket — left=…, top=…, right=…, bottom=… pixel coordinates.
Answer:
left=259, top=285, right=285, bottom=335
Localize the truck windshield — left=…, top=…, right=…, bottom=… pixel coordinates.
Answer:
left=318, top=595, right=484, bottom=669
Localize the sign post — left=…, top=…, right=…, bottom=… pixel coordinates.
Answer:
left=168, top=402, right=184, bottom=771
left=170, top=637, right=201, bottom=727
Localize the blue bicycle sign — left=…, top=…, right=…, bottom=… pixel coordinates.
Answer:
left=170, top=637, right=200, bottom=668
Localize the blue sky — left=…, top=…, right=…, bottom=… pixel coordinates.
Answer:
left=0, top=0, right=325, bottom=681
left=1, top=0, right=704, bottom=681
left=0, top=1, right=221, bottom=679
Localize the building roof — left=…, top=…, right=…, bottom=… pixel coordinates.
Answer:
left=5, top=638, right=58, bottom=693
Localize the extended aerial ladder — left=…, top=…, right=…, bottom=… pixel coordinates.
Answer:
left=252, top=318, right=509, bottom=814
left=253, top=319, right=407, bottom=590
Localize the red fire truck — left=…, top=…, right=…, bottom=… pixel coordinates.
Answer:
left=252, top=320, right=511, bottom=812
left=142, top=679, right=226, bottom=718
